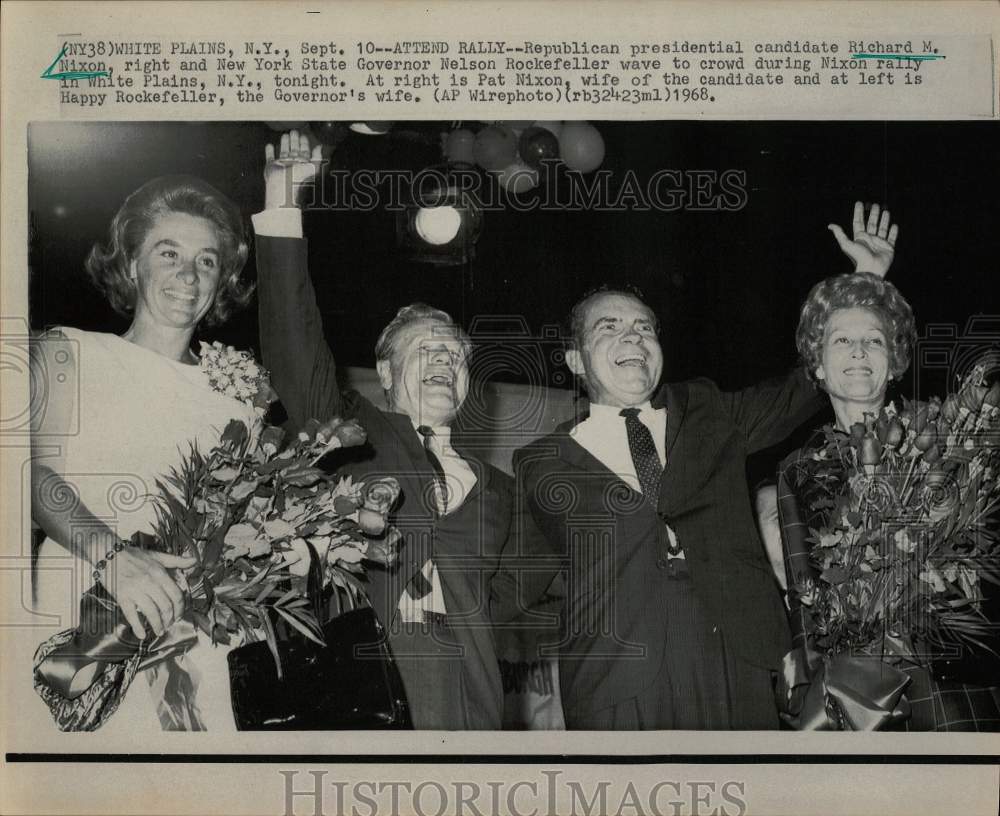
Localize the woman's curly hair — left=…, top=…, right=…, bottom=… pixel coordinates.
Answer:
left=85, top=175, right=251, bottom=326
left=796, top=272, right=916, bottom=385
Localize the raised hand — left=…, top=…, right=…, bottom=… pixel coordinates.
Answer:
left=102, top=547, right=196, bottom=640
left=828, top=201, right=899, bottom=279
left=263, top=129, right=324, bottom=211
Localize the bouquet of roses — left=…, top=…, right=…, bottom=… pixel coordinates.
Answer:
left=34, top=414, right=401, bottom=730
left=797, top=360, right=1000, bottom=661
left=149, top=415, right=401, bottom=673
left=779, top=359, right=1000, bottom=730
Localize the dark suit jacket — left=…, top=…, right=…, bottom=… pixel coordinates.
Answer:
left=776, top=431, right=835, bottom=650
left=503, top=374, right=823, bottom=718
left=256, top=235, right=510, bottom=728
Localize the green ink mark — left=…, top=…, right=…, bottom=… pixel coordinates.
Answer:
left=41, top=43, right=110, bottom=80
left=852, top=53, right=945, bottom=61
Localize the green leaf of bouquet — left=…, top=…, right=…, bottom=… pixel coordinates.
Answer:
left=254, top=457, right=293, bottom=476
left=253, top=580, right=279, bottom=606
left=230, top=478, right=260, bottom=501
left=192, top=609, right=213, bottom=637
left=333, top=567, right=369, bottom=596
left=274, top=606, right=325, bottom=646
left=282, top=466, right=326, bottom=487
left=274, top=587, right=300, bottom=607
left=820, top=566, right=849, bottom=584
left=202, top=524, right=228, bottom=571
left=261, top=611, right=283, bottom=680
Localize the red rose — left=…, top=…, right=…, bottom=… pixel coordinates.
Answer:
left=363, top=478, right=401, bottom=514
left=913, top=424, right=938, bottom=452
left=860, top=435, right=882, bottom=467
left=357, top=508, right=386, bottom=535
left=885, top=418, right=905, bottom=448
left=332, top=419, right=367, bottom=449
left=922, top=443, right=943, bottom=465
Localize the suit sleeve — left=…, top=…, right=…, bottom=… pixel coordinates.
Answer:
left=719, top=367, right=824, bottom=454
left=489, top=453, right=565, bottom=625
left=776, top=454, right=815, bottom=648
left=256, top=234, right=344, bottom=430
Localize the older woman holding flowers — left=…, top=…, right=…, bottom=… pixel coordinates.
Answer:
left=778, top=232, right=1000, bottom=730
left=30, top=175, right=262, bottom=731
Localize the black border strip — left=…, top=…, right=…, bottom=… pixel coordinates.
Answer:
left=6, top=753, right=999, bottom=765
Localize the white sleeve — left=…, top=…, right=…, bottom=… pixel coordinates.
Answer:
left=251, top=208, right=303, bottom=239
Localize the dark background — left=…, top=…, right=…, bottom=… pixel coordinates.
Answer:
left=27, top=120, right=999, bottom=476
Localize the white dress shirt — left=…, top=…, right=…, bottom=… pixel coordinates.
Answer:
left=572, top=401, right=667, bottom=490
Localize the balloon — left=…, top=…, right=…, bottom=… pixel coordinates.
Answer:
left=266, top=121, right=307, bottom=132
left=309, top=121, right=348, bottom=146
left=533, top=121, right=563, bottom=139
left=495, top=161, right=539, bottom=194
left=443, top=129, right=476, bottom=164
left=518, top=126, right=560, bottom=170
left=559, top=122, right=605, bottom=173
left=473, top=125, right=518, bottom=171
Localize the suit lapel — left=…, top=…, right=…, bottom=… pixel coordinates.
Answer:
left=653, top=381, right=687, bottom=512
left=381, top=410, right=431, bottom=476
left=550, top=416, right=646, bottom=506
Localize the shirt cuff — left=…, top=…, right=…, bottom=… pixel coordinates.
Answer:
left=251, top=208, right=303, bottom=239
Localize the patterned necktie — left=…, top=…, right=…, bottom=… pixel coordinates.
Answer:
left=407, top=425, right=449, bottom=603
left=620, top=408, right=663, bottom=509
left=416, top=425, right=448, bottom=515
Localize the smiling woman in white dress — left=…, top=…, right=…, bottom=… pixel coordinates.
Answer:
left=30, top=175, right=260, bottom=731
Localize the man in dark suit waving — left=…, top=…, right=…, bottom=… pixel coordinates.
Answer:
left=255, top=132, right=510, bottom=729
left=501, top=203, right=897, bottom=729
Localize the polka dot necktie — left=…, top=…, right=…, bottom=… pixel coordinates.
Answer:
left=620, top=408, right=663, bottom=509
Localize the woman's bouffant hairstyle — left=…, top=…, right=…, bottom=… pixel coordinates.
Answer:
left=796, top=272, right=916, bottom=385
left=85, top=175, right=251, bottom=326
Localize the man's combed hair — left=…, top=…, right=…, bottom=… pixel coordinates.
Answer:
left=85, top=175, right=251, bottom=326
left=374, top=302, right=471, bottom=362
left=566, top=283, right=658, bottom=350
left=796, top=272, right=916, bottom=384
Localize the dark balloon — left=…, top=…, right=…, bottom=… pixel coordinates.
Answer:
left=443, top=129, right=476, bottom=164
left=309, top=122, right=349, bottom=146
left=518, top=126, right=561, bottom=170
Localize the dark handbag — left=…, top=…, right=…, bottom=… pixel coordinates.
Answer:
left=227, top=605, right=412, bottom=730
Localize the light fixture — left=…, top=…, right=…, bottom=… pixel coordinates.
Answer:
left=396, top=165, right=483, bottom=266
left=414, top=206, right=462, bottom=245
left=349, top=121, right=394, bottom=135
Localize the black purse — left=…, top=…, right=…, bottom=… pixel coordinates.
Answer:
left=227, top=536, right=410, bottom=730
left=227, top=605, right=412, bottom=729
